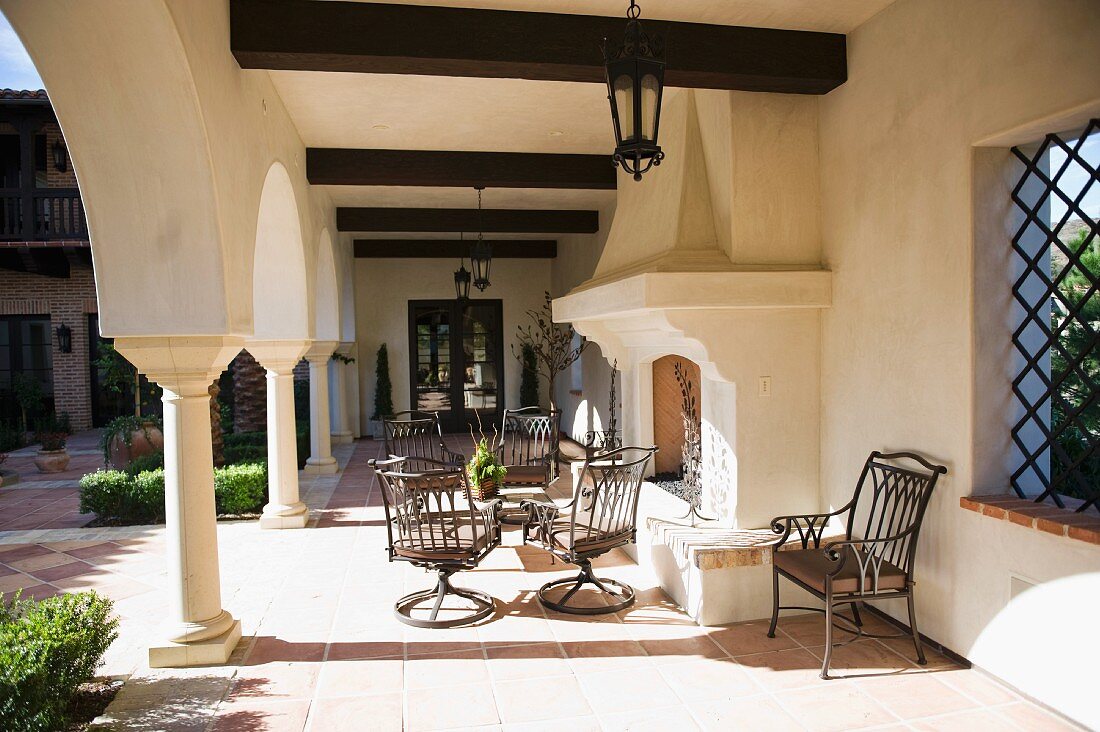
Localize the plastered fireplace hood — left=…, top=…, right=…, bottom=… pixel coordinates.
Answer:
left=552, top=89, right=831, bottom=376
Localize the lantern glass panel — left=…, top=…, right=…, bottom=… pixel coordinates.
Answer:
left=614, top=74, right=635, bottom=142
left=641, top=74, right=659, bottom=141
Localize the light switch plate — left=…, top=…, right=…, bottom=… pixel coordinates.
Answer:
left=759, top=376, right=772, bottom=397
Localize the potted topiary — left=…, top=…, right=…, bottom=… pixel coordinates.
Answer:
left=34, top=414, right=71, bottom=473
left=370, top=343, right=394, bottom=439
left=467, top=438, right=506, bottom=501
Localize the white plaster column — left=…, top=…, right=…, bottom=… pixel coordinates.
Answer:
left=114, top=336, right=243, bottom=668
left=329, top=342, right=353, bottom=444
left=346, top=343, right=362, bottom=439
left=304, top=340, right=339, bottom=474
left=247, top=340, right=311, bottom=529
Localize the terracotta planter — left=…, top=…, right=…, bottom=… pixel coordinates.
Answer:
left=108, top=425, right=164, bottom=470
left=471, top=478, right=499, bottom=502
left=35, top=449, right=70, bottom=473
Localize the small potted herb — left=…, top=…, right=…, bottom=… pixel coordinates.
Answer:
left=467, top=438, right=506, bottom=501
left=33, top=413, right=71, bottom=473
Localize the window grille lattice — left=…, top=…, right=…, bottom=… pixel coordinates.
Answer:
left=1010, top=120, right=1100, bottom=513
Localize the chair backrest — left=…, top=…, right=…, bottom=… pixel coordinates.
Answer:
left=384, top=410, right=446, bottom=471
left=845, top=451, right=948, bottom=577
left=499, top=407, right=561, bottom=467
left=571, top=446, right=656, bottom=548
left=584, top=429, right=622, bottom=460
left=372, top=457, right=490, bottom=560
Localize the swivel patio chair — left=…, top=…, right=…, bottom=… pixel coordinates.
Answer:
left=369, top=457, right=502, bottom=628
left=768, top=450, right=948, bottom=679
left=383, top=410, right=464, bottom=472
left=496, top=407, right=561, bottom=492
left=522, top=446, right=657, bottom=615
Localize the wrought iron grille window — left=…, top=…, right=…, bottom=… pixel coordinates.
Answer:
left=1009, top=120, right=1099, bottom=513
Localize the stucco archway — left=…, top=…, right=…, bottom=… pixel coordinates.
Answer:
left=253, top=162, right=311, bottom=340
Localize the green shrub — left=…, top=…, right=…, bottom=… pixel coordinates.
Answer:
left=214, top=462, right=267, bottom=515
left=0, top=422, right=24, bottom=453
left=130, top=470, right=166, bottom=523
left=224, top=444, right=267, bottom=466
left=78, top=471, right=132, bottom=522
left=124, top=450, right=164, bottom=476
left=0, top=591, right=118, bottom=732
left=296, top=420, right=310, bottom=469
left=224, top=431, right=267, bottom=448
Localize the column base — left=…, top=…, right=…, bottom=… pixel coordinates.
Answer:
left=330, top=431, right=354, bottom=445
left=148, top=619, right=242, bottom=668
left=259, top=505, right=310, bottom=529
left=304, top=456, right=338, bottom=474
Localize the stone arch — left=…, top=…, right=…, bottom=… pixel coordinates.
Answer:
left=253, top=161, right=310, bottom=339
left=2, top=0, right=233, bottom=335
left=314, top=228, right=340, bottom=342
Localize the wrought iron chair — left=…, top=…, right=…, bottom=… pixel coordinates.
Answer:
left=768, top=451, right=948, bottom=679
left=521, top=446, right=657, bottom=614
left=583, top=429, right=622, bottom=460
left=369, top=457, right=502, bottom=628
left=496, top=407, right=561, bottom=491
left=383, top=410, right=464, bottom=471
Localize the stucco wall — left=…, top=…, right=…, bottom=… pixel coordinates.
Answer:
left=354, top=258, right=551, bottom=432
left=818, top=0, right=1100, bottom=724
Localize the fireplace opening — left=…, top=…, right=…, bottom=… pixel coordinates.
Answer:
left=648, top=355, right=701, bottom=501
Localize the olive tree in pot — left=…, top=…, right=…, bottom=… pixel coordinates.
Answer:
left=370, top=343, right=394, bottom=439
left=34, top=413, right=71, bottom=473
left=512, top=291, right=589, bottom=410
left=94, top=342, right=164, bottom=469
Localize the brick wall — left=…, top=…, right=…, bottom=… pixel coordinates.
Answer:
left=0, top=258, right=97, bottom=430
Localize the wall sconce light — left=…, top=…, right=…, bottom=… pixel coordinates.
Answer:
left=52, top=139, right=68, bottom=173
left=55, top=323, right=72, bottom=353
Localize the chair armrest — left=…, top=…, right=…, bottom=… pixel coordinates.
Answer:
left=818, top=527, right=919, bottom=593
left=442, top=444, right=465, bottom=466
left=519, top=498, right=560, bottom=543
left=474, top=498, right=503, bottom=541
left=770, top=502, right=852, bottom=549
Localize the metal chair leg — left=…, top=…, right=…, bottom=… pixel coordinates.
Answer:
left=394, top=569, right=495, bottom=629
left=907, top=590, right=926, bottom=665
left=850, top=601, right=863, bottom=628
left=821, top=597, right=835, bottom=680
left=767, top=567, right=780, bottom=638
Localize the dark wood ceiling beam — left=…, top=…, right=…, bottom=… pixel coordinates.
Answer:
left=338, top=207, right=598, bottom=233
left=308, top=148, right=615, bottom=189
left=232, top=0, right=847, bottom=95
left=355, top=239, right=556, bottom=258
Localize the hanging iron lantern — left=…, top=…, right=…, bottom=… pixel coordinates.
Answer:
left=454, top=232, right=472, bottom=302
left=52, top=139, right=68, bottom=173
left=471, top=187, right=492, bottom=291
left=603, top=0, right=665, bottom=181
left=54, top=323, right=72, bottom=354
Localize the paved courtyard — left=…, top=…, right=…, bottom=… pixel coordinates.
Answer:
left=0, top=439, right=1078, bottom=731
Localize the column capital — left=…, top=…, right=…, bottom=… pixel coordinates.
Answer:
left=114, top=336, right=244, bottom=395
left=245, top=339, right=310, bottom=373
left=336, top=341, right=355, bottom=357
left=304, top=340, right=339, bottom=363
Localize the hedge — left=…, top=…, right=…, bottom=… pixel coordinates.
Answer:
left=0, top=591, right=118, bottom=732
left=222, top=421, right=310, bottom=469
left=80, top=463, right=269, bottom=525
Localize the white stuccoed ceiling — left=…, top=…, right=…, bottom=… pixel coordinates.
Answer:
left=271, top=0, right=897, bottom=224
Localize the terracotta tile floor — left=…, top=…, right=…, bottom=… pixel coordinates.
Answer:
left=0, top=439, right=1081, bottom=731
left=0, top=429, right=102, bottom=531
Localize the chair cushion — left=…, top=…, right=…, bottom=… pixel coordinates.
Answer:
left=503, top=465, right=546, bottom=485
left=548, top=511, right=630, bottom=553
left=393, top=518, right=489, bottom=561
left=774, top=548, right=907, bottom=595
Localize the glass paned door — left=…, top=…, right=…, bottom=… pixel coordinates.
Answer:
left=409, top=300, right=503, bottom=431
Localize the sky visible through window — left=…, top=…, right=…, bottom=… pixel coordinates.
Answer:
left=1049, top=132, right=1100, bottom=227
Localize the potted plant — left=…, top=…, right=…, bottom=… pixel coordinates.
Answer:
left=467, top=438, right=506, bottom=501
left=370, top=343, right=394, bottom=439
left=94, top=342, right=164, bottom=468
left=33, top=413, right=70, bottom=473
left=101, top=415, right=163, bottom=470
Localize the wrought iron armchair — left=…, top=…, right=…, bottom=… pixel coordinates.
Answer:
left=521, top=446, right=657, bottom=614
left=369, top=457, right=502, bottom=628
left=496, top=407, right=561, bottom=491
left=583, top=429, right=622, bottom=460
left=383, top=410, right=464, bottom=471
left=768, top=451, right=948, bottom=679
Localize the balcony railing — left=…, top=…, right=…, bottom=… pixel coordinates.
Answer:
left=0, top=188, right=87, bottom=241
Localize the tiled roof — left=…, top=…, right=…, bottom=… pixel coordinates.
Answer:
left=0, top=89, right=48, bottom=100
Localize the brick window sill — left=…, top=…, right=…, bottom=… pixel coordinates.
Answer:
left=960, top=495, right=1100, bottom=545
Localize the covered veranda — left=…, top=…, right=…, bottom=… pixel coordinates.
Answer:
left=0, top=0, right=1098, bottom=729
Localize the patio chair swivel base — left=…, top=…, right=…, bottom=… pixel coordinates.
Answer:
left=537, top=558, right=635, bottom=615
left=395, top=568, right=495, bottom=629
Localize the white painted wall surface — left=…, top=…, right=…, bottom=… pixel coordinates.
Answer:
left=818, top=0, right=1100, bottom=724
left=354, top=258, right=551, bottom=432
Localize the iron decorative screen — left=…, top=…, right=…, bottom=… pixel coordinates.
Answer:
left=1009, top=119, right=1099, bottom=513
